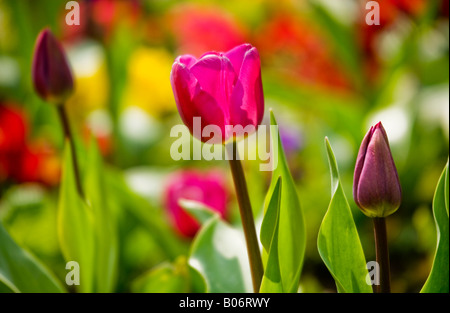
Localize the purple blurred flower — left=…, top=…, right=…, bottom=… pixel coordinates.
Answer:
left=32, top=28, right=74, bottom=104
left=279, top=125, right=303, bottom=156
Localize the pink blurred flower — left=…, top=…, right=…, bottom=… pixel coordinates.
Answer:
left=164, top=170, right=228, bottom=238
left=170, top=43, right=264, bottom=143
left=168, top=4, right=247, bottom=57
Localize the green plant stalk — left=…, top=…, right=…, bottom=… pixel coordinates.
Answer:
left=373, top=217, right=391, bottom=293
left=57, top=104, right=84, bottom=199
left=226, top=141, right=264, bottom=292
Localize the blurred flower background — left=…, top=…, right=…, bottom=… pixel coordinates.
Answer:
left=0, top=0, right=448, bottom=292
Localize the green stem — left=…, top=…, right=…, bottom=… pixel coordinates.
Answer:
left=373, top=217, right=391, bottom=293
left=226, top=141, right=264, bottom=293
left=57, top=104, right=84, bottom=199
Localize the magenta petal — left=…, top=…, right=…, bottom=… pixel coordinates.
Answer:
left=177, top=54, right=198, bottom=69
left=225, top=43, right=253, bottom=75
left=32, top=28, right=74, bottom=104
left=170, top=61, right=198, bottom=131
left=229, top=47, right=264, bottom=129
left=189, top=54, right=237, bottom=118
left=190, top=89, right=227, bottom=143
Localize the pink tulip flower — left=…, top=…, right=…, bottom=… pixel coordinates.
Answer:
left=170, top=43, right=264, bottom=144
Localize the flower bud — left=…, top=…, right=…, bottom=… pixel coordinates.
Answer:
left=353, top=122, right=402, bottom=217
left=32, top=28, right=74, bottom=104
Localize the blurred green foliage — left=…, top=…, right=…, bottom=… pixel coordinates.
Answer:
left=0, top=0, right=448, bottom=292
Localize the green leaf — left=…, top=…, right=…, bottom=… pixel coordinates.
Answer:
left=57, top=141, right=95, bottom=293
left=0, top=222, right=65, bottom=293
left=421, top=160, right=449, bottom=293
left=106, top=168, right=188, bottom=260
left=187, top=202, right=252, bottom=293
left=317, top=138, right=372, bottom=293
left=180, top=199, right=218, bottom=225
left=131, top=256, right=206, bottom=293
left=261, top=111, right=305, bottom=293
left=445, top=161, right=449, bottom=218
left=84, top=139, right=118, bottom=292
left=260, top=177, right=283, bottom=292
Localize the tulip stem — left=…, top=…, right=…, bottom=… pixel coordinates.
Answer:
left=226, top=141, right=263, bottom=293
left=57, top=104, right=84, bottom=199
left=373, top=217, right=391, bottom=293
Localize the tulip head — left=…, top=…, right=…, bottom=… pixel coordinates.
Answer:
left=353, top=122, right=402, bottom=218
left=170, top=43, right=264, bottom=144
left=32, top=28, right=74, bottom=104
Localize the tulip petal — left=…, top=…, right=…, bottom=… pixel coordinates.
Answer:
left=189, top=54, right=237, bottom=121
left=225, top=43, right=253, bottom=75
left=177, top=54, right=197, bottom=69
left=353, top=125, right=373, bottom=208
left=229, top=47, right=264, bottom=129
left=190, top=89, right=228, bottom=143
left=170, top=60, right=198, bottom=130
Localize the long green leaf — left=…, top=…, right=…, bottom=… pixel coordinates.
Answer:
left=261, top=111, right=305, bottom=293
left=57, top=141, right=95, bottom=293
left=84, top=140, right=118, bottom=292
left=445, top=161, right=449, bottom=218
left=260, top=177, right=283, bottom=292
left=421, top=160, right=449, bottom=293
left=185, top=202, right=252, bottom=293
left=317, top=138, right=372, bottom=293
left=0, top=222, right=65, bottom=293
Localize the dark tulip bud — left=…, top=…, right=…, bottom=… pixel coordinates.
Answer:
left=353, top=122, right=402, bottom=218
left=32, top=28, right=74, bottom=104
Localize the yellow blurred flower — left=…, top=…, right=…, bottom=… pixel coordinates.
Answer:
left=65, top=40, right=110, bottom=123
left=121, top=47, right=175, bottom=117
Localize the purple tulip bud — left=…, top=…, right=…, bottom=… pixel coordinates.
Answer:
left=170, top=43, right=264, bottom=143
left=353, top=122, right=402, bottom=217
left=32, top=28, right=74, bottom=104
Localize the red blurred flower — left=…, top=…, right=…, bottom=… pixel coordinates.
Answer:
left=0, top=103, right=60, bottom=186
left=0, top=104, right=27, bottom=154
left=255, top=14, right=351, bottom=91
left=164, top=170, right=228, bottom=238
left=17, top=142, right=61, bottom=186
left=357, top=0, right=428, bottom=81
left=0, top=104, right=27, bottom=183
left=168, top=4, right=247, bottom=57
